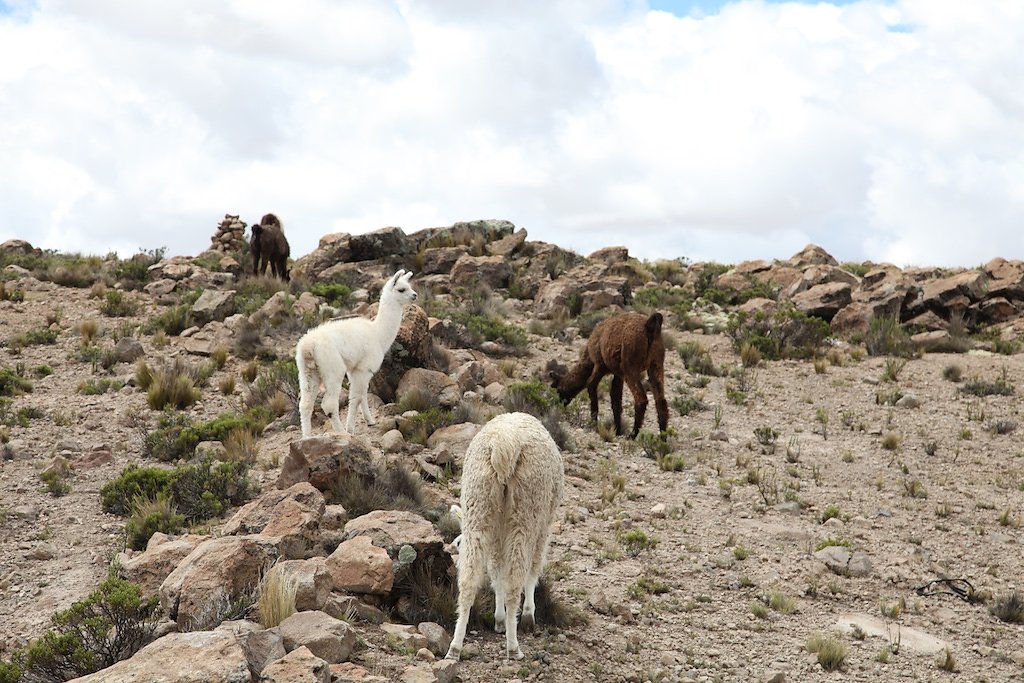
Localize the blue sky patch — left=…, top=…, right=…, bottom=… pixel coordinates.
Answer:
left=650, top=0, right=865, bottom=17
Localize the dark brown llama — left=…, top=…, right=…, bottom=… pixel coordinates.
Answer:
left=250, top=213, right=290, bottom=281
left=548, top=311, right=668, bottom=438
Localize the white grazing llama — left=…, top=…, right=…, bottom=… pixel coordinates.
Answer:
left=296, top=269, right=416, bottom=436
left=446, top=412, right=564, bottom=661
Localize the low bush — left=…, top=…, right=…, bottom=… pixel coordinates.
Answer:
left=143, top=408, right=269, bottom=462
left=100, top=290, right=140, bottom=317
left=727, top=306, right=830, bottom=361
left=6, top=574, right=159, bottom=681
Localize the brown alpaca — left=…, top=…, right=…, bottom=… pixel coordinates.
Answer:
left=250, top=213, right=290, bottom=281
left=548, top=312, right=668, bottom=439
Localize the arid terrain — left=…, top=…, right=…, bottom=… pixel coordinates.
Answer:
left=0, top=225, right=1022, bottom=683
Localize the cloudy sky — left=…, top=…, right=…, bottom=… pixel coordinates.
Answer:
left=1, top=0, right=1021, bottom=267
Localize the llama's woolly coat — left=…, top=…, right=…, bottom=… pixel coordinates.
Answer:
left=251, top=214, right=290, bottom=281
left=551, top=311, right=668, bottom=438
left=295, top=270, right=416, bottom=436
left=447, top=412, right=564, bottom=660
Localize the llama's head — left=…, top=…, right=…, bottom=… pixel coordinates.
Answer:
left=381, top=269, right=417, bottom=307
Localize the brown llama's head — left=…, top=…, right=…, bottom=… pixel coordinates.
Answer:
left=260, top=213, right=282, bottom=228
left=546, top=358, right=580, bottom=404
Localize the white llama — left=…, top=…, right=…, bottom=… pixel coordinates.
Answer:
left=295, top=269, right=416, bottom=437
left=446, top=412, right=565, bottom=661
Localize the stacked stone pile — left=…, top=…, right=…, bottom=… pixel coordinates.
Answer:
left=210, top=214, right=247, bottom=253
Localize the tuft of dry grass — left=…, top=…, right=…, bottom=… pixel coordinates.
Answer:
left=242, top=360, right=260, bottom=383
left=210, top=346, right=230, bottom=369
left=224, top=427, right=257, bottom=464
left=218, top=375, right=236, bottom=396
left=146, top=358, right=201, bottom=410
left=989, top=591, right=1024, bottom=624
left=257, top=566, right=297, bottom=628
left=806, top=632, right=847, bottom=672
left=78, top=319, right=100, bottom=344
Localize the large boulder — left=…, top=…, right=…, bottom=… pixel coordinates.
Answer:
left=276, top=434, right=377, bottom=493
left=278, top=611, right=357, bottom=664
left=342, top=510, right=444, bottom=557
left=117, top=533, right=206, bottom=597
left=788, top=244, right=838, bottom=268
left=326, top=535, right=394, bottom=595
left=396, top=369, right=461, bottom=409
left=369, top=304, right=433, bottom=403
left=223, top=483, right=325, bottom=560
left=449, top=255, right=512, bottom=290
left=349, top=227, right=412, bottom=262
left=68, top=630, right=252, bottom=683
left=264, top=559, right=334, bottom=612
left=216, top=620, right=287, bottom=679
left=790, top=282, right=852, bottom=322
left=191, top=289, right=236, bottom=324
left=160, top=536, right=279, bottom=630
left=260, top=645, right=331, bottom=683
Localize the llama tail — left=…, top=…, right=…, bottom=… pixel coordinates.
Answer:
left=296, top=339, right=317, bottom=396
left=645, top=312, right=664, bottom=347
left=488, top=429, right=523, bottom=488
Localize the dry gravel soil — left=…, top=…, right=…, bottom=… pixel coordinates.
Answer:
left=1, top=283, right=1023, bottom=683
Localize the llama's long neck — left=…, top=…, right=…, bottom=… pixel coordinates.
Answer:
left=371, top=294, right=405, bottom=350
left=556, top=354, right=593, bottom=402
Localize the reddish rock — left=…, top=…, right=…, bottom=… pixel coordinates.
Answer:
left=326, top=536, right=394, bottom=595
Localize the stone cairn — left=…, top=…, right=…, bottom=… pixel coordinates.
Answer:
left=210, top=214, right=247, bottom=253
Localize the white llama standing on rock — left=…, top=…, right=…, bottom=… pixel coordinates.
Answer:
left=295, top=269, right=416, bottom=437
left=446, top=412, right=565, bottom=661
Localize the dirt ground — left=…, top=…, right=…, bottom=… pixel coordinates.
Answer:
left=1, top=280, right=1023, bottom=683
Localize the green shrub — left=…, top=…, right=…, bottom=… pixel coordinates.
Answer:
left=100, top=290, right=140, bottom=317
left=0, top=368, right=32, bottom=397
left=330, top=461, right=427, bottom=518
left=10, top=575, right=159, bottom=681
left=41, top=470, right=71, bottom=497
left=100, top=465, right=176, bottom=516
left=960, top=375, right=1015, bottom=397
left=145, top=303, right=192, bottom=336
left=78, top=378, right=122, bottom=395
left=11, top=327, right=59, bottom=350
left=864, top=316, right=914, bottom=357
left=0, top=661, right=21, bottom=683
left=400, top=407, right=457, bottom=445
left=244, top=359, right=299, bottom=417
left=146, top=359, right=201, bottom=410
left=111, top=248, right=164, bottom=290
left=727, top=306, right=830, bottom=360
left=309, top=282, right=352, bottom=308
left=502, top=380, right=561, bottom=417
left=143, top=409, right=269, bottom=462
left=233, top=276, right=285, bottom=316
left=677, top=341, right=719, bottom=376
left=101, top=460, right=252, bottom=525
left=125, top=493, right=185, bottom=551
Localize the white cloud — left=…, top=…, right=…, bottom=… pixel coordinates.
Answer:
left=0, top=0, right=1021, bottom=266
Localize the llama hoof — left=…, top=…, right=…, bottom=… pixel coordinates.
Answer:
left=507, top=648, right=525, bottom=661
left=494, top=621, right=505, bottom=634
left=520, top=613, right=535, bottom=632
left=444, top=646, right=460, bottom=660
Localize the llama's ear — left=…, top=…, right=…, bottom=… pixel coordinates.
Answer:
left=388, top=270, right=404, bottom=288
left=402, top=271, right=414, bottom=282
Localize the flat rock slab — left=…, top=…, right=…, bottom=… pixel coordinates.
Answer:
left=835, top=613, right=948, bottom=654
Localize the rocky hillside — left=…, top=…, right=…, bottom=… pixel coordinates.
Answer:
left=0, top=221, right=1022, bottom=683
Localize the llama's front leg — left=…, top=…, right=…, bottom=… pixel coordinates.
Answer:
left=610, top=375, right=624, bottom=436
left=346, top=370, right=372, bottom=433
left=625, top=376, right=648, bottom=439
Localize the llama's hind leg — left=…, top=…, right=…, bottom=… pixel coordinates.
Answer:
left=318, top=360, right=348, bottom=433
left=648, top=363, right=669, bottom=432
left=446, top=544, right=485, bottom=660
left=586, top=367, right=607, bottom=425
left=346, top=369, right=373, bottom=432
left=297, top=348, right=320, bottom=438
left=610, top=375, right=624, bottom=436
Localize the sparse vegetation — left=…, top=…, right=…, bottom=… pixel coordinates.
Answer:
left=806, top=632, right=847, bottom=672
